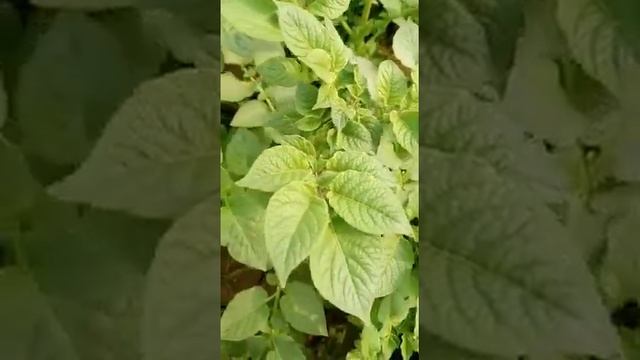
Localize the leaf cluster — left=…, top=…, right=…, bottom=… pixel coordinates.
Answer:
left=220, top=0, right=419, bottom=358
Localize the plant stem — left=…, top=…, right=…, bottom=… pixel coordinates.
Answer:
left=361, top=0, right=374, bottom=25
left=269, top=286, right=282, bottom=324
left=340, top=19, right=352, bottom=35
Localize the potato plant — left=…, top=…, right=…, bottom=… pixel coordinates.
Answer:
left=220, top=0, right=419, bottom=358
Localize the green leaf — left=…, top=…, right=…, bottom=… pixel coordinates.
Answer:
left=400, top=332, right=417, bottom=360
left=16, top=12, right=132, bottom=164
left=376, top=271, right=417, bottom=326
left=296, top=114, right=323, bottom=131
left=237, top=145, right=314, bottom=192
left=222, top=188, right=269, bottom=271
left=231, top=100, right=272, bottom=128
left=331, top=102, right=350, bottom=131
left=308, top=0, right=350, bottom=19
left=270, top=305, right=290, bottom=333
left=220, top=286, right=270, bottom=341
left=376, top=60, right=407, bottom=107
left=359, top=325, right=382, bottom=357
left=380, top=0, right=402, bottom=17
left=392, top=20, right=418, bottom=70
left=423, top=0, right=493, bottom=90
left=221, top=167, right=233, bottom=196
left=265, top=181, right=329, bottom=286
left=423, top=152, right=620, bottom=357
left=557, top=0, right=637, bottom=95
left=223, top=336, right=271, bottom=359
left=257, top=57, right=303, bottom=87
left=337, top=120, right=373, bottom=153
left=295, top=83, right=319, bottom=114
left=221, top=23, right=256, bottom=64
left=271, top=335, right=306, bottom=359
left=142, top=196, right=219, bottom=358
left=314, top=83, right=338, bottom=109
left=301, top=48, right=336, bottom=83
left=404, top=182, right=419, bottom=219
left=31, top=0, right=133, bottom=9
left=0, top=268, right=78, bottom=359
left=49, top=69, right=217, bottom=219
left=374, top=237, right=414, bottom=297
left=327, top=170, right=412, bottom=235
left=325, top=151, right=396, bottom=188
left=502, top=52, right=587, bottom=145
left=323, top=17, right=350, bottom=71
left=221, top=72, right=256, bottom=102
left=376, top=125, right=404, bottom=169
left=251, top=40, right=286, bottom=66
left=276, top=2, right=327, bottom=57
left=221, top=0, right=282, bottom=41
left=310, top=219, right=404, bottom=323
left=355, top=57, right=378, bottom=100
left=280, top=281, right=328, bottom=336
left=265, top=85, right=299, bottom=115
left=225, top=128, right=269, bottom=176
left=390, top=111, right=418, bottom=156
left=279, top=135, right=317, bottom=158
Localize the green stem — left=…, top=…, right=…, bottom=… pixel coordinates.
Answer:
left=361, top=0, right=374, bottom=25
left=254, top=80, right=276, bottom=112
left=340, top=19, right=352, bottom=35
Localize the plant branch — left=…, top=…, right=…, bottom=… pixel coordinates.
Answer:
left=361, top=0, right=374, bottom=25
